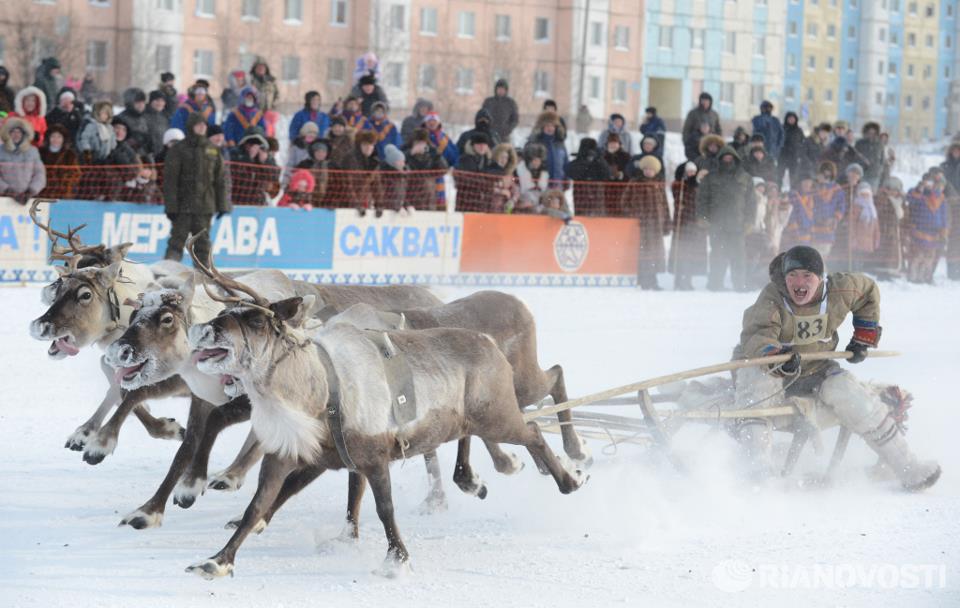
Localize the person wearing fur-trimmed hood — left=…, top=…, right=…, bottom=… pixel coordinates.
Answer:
left=223, top=86, right=267, bottom=149
left=527, top=110, right=568, bottom=184
left=249, top=57, right=278, bottom=112
left=597, top=113, right=633, bottom=156
left=11, top=86, right=48, bottom=146
left=0, top=117, right=46, bottom=201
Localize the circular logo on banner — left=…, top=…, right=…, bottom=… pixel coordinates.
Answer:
left=553, top=221, right=589, bottom=272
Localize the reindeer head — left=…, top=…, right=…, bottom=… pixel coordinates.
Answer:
left=30, top=262, right=126, bottom=358
left=104, top=276, right=198, bottom=390
left=40, top=243, right=134, bottom=305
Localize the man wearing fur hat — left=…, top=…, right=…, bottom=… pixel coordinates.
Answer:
left=526, top=111, right=568, bottom=183
left=223, top=87, right=266, bottom=149
left=623, top=154, right=669, bottom=290
left=732, top=245, right=941, bottom=490
left=354, top=74, right=389, bottom=118
left=854, top=122, right=885, bottom=190
left=341, top=129, right=381, bottom=215
left=143, top=91, right=170, bottom=156
left=682, top=92, right=722, bottom=162
left=404, top=128, right=448, bottom=210
left=0, top=117, right=46, bottom=202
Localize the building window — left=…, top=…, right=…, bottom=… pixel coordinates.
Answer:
left=888, top=62, right=897, bottom=75
left=848, top=57, right=856, bottom=71
left=458, top=11, right=476, bottom=38
left=922, top=96, right=931, bottom=109
left=493, top=68, right=510, bottom=83
left=280, top=55, right=300, bottom=82
left=612, top=79, right=627, bottom=103
left=331, top=0, right=348, bottom=26
left=86, top=40, right=108, bottom=71
left=455, top=67, right=474, bottom=93
left=156, top=0, right=175, bottom=9
left=946, top=65, right=952, bottom=78
left=947, top=35, right=954, bottom=49
left=905, top=126, right=912, bottom=139
left=588, top=75, right=600, bottom=100
left=418, top=64, right=436, bottom=90
left=326, top=57, right=345, bottom=84
left=787, top=53, right=796, bottom=70
left=845, top=89, right=854, bottom=103
left=788, top=21, right=798, bottom=36
left=385, top=62, right=403, bottom=88
left=877, top=60, right=884, bottom=75
left=847, top=25, right=856, bottom=39
left=724, top=31, right=736, bottom=54
left=785, top=85, right=796, bottom=102
left=284, top=0, right=303, bottom=21
left=949, top=3, right=955, bottom=16
left=534, top=70, right=550, bottom=95
left=590, top=22, right=604, bottom=46
left=534, top=17, right=550, bottom=42
left=926, top=3, right=935, bottom=16
left=891, top=0, right=900, bottom=10
left=753, top=35, right=765, bottom=55
left=807, top=55, right=816, bottom=70
left=923, top=64, right=932, bottom=79
left=886, top=93, right=896, bottom=107
left=890, top=31, right=898, bottom=45
left=908, top=32, right=916, bottom=47
left=196, top=0, right=215, bottom=17
left=241, top=0, right=260, bottom=19
left=879, top=28, right=886, bottom=42
left=692, top=28, right=704, bottom=49
left=750, top=84, right=764, bottom=106
left=155, top=44, right=173, bottom=73
left=875, top=91, right=883, bottom=105
left=389, top=4, right=406, bottom=31
left=925, top=34, right=934, bottom=47
left=420, top=7, right=437, bottom=35
left=614, top=25, right=630, bottom=49
left=907, top=63, right=915, bottom=77
left=806, top=87, right=814, bottom=102
left=827, top=56, right=835, bottom=71
left=495, top=14, right=511, bottom=41
left=89, top=0, right=110, bottom=6
left=905, top=94, right=913, bottom=109
left=807, top=23, right=818, bottom=38
left=824, top=88, right=833, bottom=103
left=659, top=26, right=673, bottom=48
left=193, top=49, right=213, bottom=77
left=720, top=82, right=735, bottom=104
left=827, top=24, right=836, bottom=39
left=239, top=52, right=256, bottom=72
left=908, top=2, right=917, bottom=14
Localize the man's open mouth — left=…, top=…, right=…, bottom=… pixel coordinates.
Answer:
left=49, top=336, right=80, bottom=357
left=792, top=287, right=809, bottom=300
left=192, top=348, right=230, bottom=366
left=115, top=361, right=147, bottom=384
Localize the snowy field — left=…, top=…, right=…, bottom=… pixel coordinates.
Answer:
left=2, top=278, right=958, bottom=607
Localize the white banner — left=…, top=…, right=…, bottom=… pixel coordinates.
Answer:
left=0, top=198, right=52, bottom=283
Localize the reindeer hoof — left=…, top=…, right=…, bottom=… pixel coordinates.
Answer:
left=418, top=494, right=448, bottom=515
left=82, top=434, right=117, bottom=465
left=186, top=559, right=234, bottom=580
left=64, top=427, right=95, bottom=451
left=150, top=418, right=186, bottom=441
left=119, top=508, right=163, bottom=530
left=567, top=439, right=594, bottom=469
left=173, top=477, right=206, bottom=509
left=208, top=473, right=243, bottom=492
left=496, top=452, right=524, bottom=475
left=373, top=554, right=411, bottom=578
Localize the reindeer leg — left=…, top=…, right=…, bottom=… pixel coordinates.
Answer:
left=83, top=376, right=188, bottom=465
left=224, top=464, right=327, bottom=535
left=132, top=404, right=186, bottom=441
left=418, top=451, right=448, bottom=514
left=208, top=430, right=263, bottom=492
left=340, top=471, right=366, bottom=540
left=366, top=463, right=411, bottom=576
left=175, top=397, right=252, bottom=506
left=119, top=396, right=214, bottom=528
left=186, top=454, right=299, bottom=580
left=547, top=364, right=591, bottom=465
left=65, top=379, right=121, bottom=451
left=452, top=437, right=487, bottom=499
left=480, top=439, right=524, bottom=475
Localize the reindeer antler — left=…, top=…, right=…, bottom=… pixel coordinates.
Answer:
left=29, top=199, right=107, bottom=261
left=186, top=232, right=275, bottom=317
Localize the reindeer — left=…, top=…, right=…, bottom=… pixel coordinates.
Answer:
left=184, top=253, right=586, bottom=578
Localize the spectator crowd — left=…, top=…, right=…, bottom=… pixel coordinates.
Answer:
left=0, top=53, right=956, bottom=286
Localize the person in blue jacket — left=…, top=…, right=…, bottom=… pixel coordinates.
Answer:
left=288, top=90, right=329, bottom=143
left=368, top=101, right=401, bottom=160
left=639, top=106, right=666, bottom=155
left=222, top=86, right=266, bottom=149
left=169, top=84, right=217, bottom=132
left=526, top=110, right=568, bottom=184
left=751, top=100, right=784, bottom=160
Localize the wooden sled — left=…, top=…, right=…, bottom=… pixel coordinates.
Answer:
left=527, top=350, right=901, bottom=477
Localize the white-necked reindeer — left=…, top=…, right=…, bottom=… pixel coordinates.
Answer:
left=185, top=252, right=586, bottom=578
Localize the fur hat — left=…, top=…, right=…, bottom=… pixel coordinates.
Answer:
left=782, top=245, right=825, bottom=277
left=606, top=132, right=621, bottom=145
left=491, top=143, right=518, bottom=174
left=411, top=128, right=431, bottom=144
left=308, top=138, right=331, bottom=156
left=330, top=115, right=347, bottom=128
left=359, top=74, right=377, bottom=87
left=14, top=86, right=47, bottom=117
left=469, top=131, right=492, bottom=147
left=298, top=121, right=320, bottom=137
left=1, top=116, right=34, bottom=151
left=844, top=163, right=864, bottom=178
left=637, top=155, right=662, bottom=175
left=148, top=90, right=165, bottom=103
left=354, top=129, right=378, bottom=146
left=288, top=169, right=316, bottom=193
left=522, top=142, right=547, bottom=162
left=206, top=124, right=222, bottom=137
left=239, top=128, right=268, bottom=149
left=698, top=133, right=725, bottom=156
left=817, top=160, right=838, bottom=180
left=371, top=101, right=389, bottom=115
left=535, top=110, right=561, bottom=131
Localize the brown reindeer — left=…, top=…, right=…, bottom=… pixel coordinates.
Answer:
left=185, top=260, right=586, bottom=578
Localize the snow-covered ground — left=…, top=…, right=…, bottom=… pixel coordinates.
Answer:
left=2, top=280, right=958, bottom=607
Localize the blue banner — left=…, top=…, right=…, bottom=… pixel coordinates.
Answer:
left=49, top=201, right=335, bottom=269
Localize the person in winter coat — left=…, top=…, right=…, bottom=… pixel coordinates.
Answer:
left=375, top=144, right=408, bottom=215
left=455, top=132, right=494, bottom=173
left=905, top=174, right=950, bottom=283
left=353, top=74, right=389, bottom=118
left=940, top=143, right=960, bottom=279
left=277, top=168, right=316, bottom=211
left=156, top=128, right=183, bottom=164
left=487, top=143, right=519, bottom=213
left=823, top=130, right=868, bottom=184
left=229, top=127, right=279, bottom=206
left=682, top=92, right=722, bottom=161
left=283, top=121, right=320, bottom=186
left=368, top=101, right=401, bottom=160
left=32, top=58, right=61, bottom=114
left=516, top=143, right=550, bottom=212
left=401, top=98, right=433, bottom=145
left=117, top=88, right=151, bottom=155
left=696, top=145, right=755, bottom=291
left=802, top=122, right=831, bottom=169
left=731, top=245, right=940, bottom=490
left=456, top=109, right=501, bottom=155
left=575, top=104, right=593, bottom=135
left=12, top=86, right=48, bottom=146
left=326, top=117, right=354, bottom=168
left=340, top=129, right=382, bottom=215
left=809, top=161, right=846, bottom=256
left=76, top=101, right=116, bottom=164
left=288, top=91, right=330, bottom=143
left=38, top=123, right=80, bottom=199
left=422, top=112, right=458, bottom=167
left=781, top=167, right=817, bottom=250
left=404, top=128, right=448, bottom=211
left=854, top=122, right=885, bottom=191
left=0, top=117, right=46, bottom=202
left=44, top=88, right=83, bottom=144
left=103, top=117, right=140, bottom=198
left=481, top=79, right=519, bottom=142
left=742, top=141, right=778, bottom=184
left=623, top=155, right=670, bottom=290
left=639, top=107, right=667, bottom=155
left=220, top=69, right=247, bottom=113
left=249, top=57, right=278, bottom=112
left=778, top=111, right=805, bottom=188
left=337, top=96, right=372, bottom=132
left=112, top=153, right=161, bottom=203
left=751, top=101, right=784, bottom=160
left=0, top=66, right=14, bottom=113
left=454, top=132, right=495, bottom=212
left=163, top=112, right=228, bottom=262
left=223, top=86, right=267, bottom=150
left=670, top=162, right=707, bottom=289
left=565, top=137, right=610, bottom=216
left=143, top=91, right=169, bottom=157
left=158, top=72, right=177, bottom=119
left=867, top=176, right=906, bottom=278
left=295, top=138, right=331, bottom=208
left=597, top=114, right=633, bottom=155
left=527, top=110, right=568, bottom=185
left=695, top=133, right=725, bottom=175
left=170, top=84, right=217, bottom=132
left=630, top=135, right=665, bottom=181
left=602, top=132, right=631, bottom=182
left=849, top=182, right=880, bottom=268
left=730, top=126, right=751, bottom=158
left=542, top=100, right=568, bottom=136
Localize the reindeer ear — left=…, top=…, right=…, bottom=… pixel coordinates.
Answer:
left=96, top=262, right=122, bottom=288
left=178, top=274, right=196, bottom=303
left=54, top=264, right=72, bottom=277
left=270, top=297, right=306, bottom=326
left=107, top=242, right=134, bottom=262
